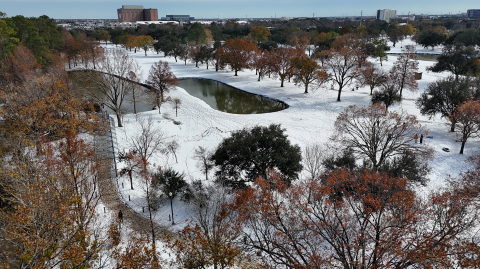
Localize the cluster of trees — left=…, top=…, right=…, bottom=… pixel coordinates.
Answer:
left=112, top=103, right=478, bottom=268
left=226, top=165, right=480, bottom=268
left=0, top=16, right=111, bottom=268
left=416, top=42, right=480, bottom=154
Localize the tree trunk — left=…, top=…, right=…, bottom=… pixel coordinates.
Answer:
left=280, top=78, right=284, bottom=87
left=234, top=70, right=238, bottom=76
left=450, top=120, right=455, bottom=132
left=304, top=83, right=309, bottom=94
left=157, top=96, right=161, bottom=114
left=129, top=171, right=133, bottom=189
left=460, top=140, right=466, bottom=154
left=116, top=112, right=123, bottom=127
left=145, top=187, right=156, bottom=247
left=337, top=85, right=343, bottom=102
left=133, top=95, right=137, bottom=114
left=170, top=198, right=175, bottom=224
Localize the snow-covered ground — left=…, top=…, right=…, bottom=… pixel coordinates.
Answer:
left=108, top=38, right=479, bottom=228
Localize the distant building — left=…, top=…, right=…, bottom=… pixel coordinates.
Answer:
left=161, top=15, right=194, bottom=21
left=377, top=9, right=397, bottom=22
left=117, top=5, right=158, bottom=22
left=467, top=9, right=480, bottom=18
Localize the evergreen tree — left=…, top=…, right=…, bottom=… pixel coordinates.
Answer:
left=416, top=76, right=480, bottom=132
left=210, top=124, right=302, bottom=188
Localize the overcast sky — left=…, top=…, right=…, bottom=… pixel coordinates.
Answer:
left=0, top=0, right=473, bottom=20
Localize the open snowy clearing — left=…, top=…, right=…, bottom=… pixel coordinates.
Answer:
left=107, top=38, right=480, bottom=228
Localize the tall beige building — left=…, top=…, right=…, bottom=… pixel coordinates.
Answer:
left=117, top=5, right=158, bottom=22
left=377, top=9, right=397, bottom=22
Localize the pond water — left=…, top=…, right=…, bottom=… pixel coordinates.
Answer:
left=69, top=71, right=155, bottom=114
left=177, top=78, right=287, bottom=114
left=69, top=72, right=287, bottom=115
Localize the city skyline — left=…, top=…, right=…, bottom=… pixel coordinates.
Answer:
left=0, top=0, right=474, bottom=20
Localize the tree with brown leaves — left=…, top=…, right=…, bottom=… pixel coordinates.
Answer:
left=230, top=169, right=480, bottom=269
left=220, top=38, right=258, bottom=76
left=451, top=99, right=480, bottom=154
left=133, top=35, right=155, bottom=56
left=270, top=47, right=305, bottom=87
left=145, top=60, right=178, bottom=114
left=0, top=76, right=102, bottom=150
left=0, top=132, right=103, bottom=268
left=60, top=29, right=79, bottom=69
left=290, top=56, right=329, bottom=93
left=168, top=185, right=241, bottom=269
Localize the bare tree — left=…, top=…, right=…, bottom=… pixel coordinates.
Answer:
left=126, top=71, right=146, bottom=115
left=145, top=61, right=178, bottom=114
left=166, top=140, right=180, bottom=163
left=81, top=48, right=141, bottom=127
left=303, top=143, right=327, bottom=180
left=130, top=116, right=164, bottom=162
left=321, top=46, right=364, bottom=101
left=171, top=98, right=182, bottom=117
left=358, top=63, right=388, bottom=95
left=193, top=146, right=214, bottom=181
left=390, top=45, right=419, bottom=97
left=332, top=103, right=428, bottom=170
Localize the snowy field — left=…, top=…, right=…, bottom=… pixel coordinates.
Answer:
left=107, top=38, right=480, bottom=228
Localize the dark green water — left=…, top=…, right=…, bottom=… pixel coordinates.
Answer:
left=177, top=78, right=287, bottom=114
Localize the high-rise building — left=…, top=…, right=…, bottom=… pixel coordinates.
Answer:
left=143, top=9, right=158, bottom=21
left=117, top=5, right=158, bottom=22
left=467, top=9, right=480, bottom=18
left=377, top=9, right=397, bottom=22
